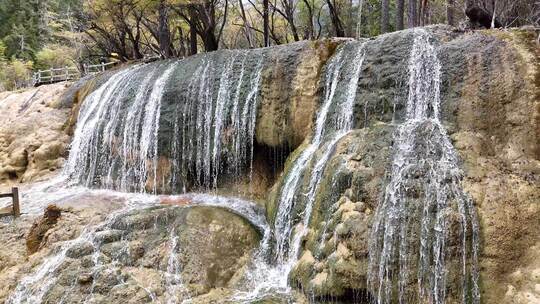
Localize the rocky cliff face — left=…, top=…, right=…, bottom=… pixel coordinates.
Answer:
left=0, top=83, right=73, bottom=183
left=283, top=28, right=539, bottom=303
left=0, top=26, right=537, bottom=304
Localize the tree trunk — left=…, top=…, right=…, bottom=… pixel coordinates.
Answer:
left=408, top=0, right=417, bottom=28
left=490, top=0, right=497, bottom=28
left=302, top=0, right=314, bottom=39
left=326, top=0, right=345, bottom=37
left=158, top=1, right=171, bottom=58
left=381, top=0, right=390, bottom=33
left=347, top=0, right=353, bottom=36
left=238, top=0, right=254, bottom=47
left=446, top=0, right=455, bottom=26
left=356, top=0, right=364, bottom=38
left=178, top=27, right=187, bottom=57
left=287, top=17, right=300, bottom=41
left=396, top=0, right=405, bottom=30
left=189, top=10, right=198, bottom=55
left=263, top=0, right=270, bottom=46
left=203, top=30, right=219, bottom=51
left=419, top=0, right=429, bottom=26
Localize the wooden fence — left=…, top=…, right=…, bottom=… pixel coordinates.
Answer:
left=32, top=62, right=117, bottom=87
left=83, top=61, right=117, bottom=75
left=0, top=187, right=20, bottom=218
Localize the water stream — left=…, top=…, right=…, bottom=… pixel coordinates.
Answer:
left=64, top=50, right=265, bottom=194
left=167, top=51, right=264, bottom=192
left=8, top=50, right=268, bottom=303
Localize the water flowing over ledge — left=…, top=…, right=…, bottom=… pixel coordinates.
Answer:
left=2, top=26, right=538, bottom=304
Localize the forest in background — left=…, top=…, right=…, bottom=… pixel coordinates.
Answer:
left=0, top=0, right=538, bottom=91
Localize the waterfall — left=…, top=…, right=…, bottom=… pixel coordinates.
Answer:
left=64, top=63, right=177, bottom=193
left=169, top=51, right=264, bottom=192
left=11, top=50, right=268, bottom=303
left=367, top=29, right=480, bottom=304
left=237, top=41, right=367, bottom=300
left=64, top=50, right=264, bottom=194
left=273, top=42, right=366, bottom=264
left=165, top=229, right=185, bottom=304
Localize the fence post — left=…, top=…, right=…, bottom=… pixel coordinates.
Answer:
left=12, top=187, right=20, bottom=217
left=101, top=62, right=105, bottom=72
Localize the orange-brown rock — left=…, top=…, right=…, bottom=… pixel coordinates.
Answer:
left=26, top=205, right=62, bottom=254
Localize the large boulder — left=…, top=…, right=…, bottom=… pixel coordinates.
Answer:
left=4, top=204, right=261, bottom=304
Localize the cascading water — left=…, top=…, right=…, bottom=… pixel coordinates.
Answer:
left=367, top=29, right=480, bottom=304
left=64, top=62, right=176, bottom=193
left=8, top=49, right=269, bottom=303
left=6, top=30, right=485, bottom=304
left=165, top=228, right=185, bottom=304
left=168, top=51, right=264, bottom=192
left=274, top=42, right=366, bottom=265
left=237, top=41, right=367, bottom=300
left=64, top=50, right=264, bottom=194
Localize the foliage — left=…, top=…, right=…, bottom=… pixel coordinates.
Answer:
left=0, top=58, right=33, bottom=91
left=0, top=40, right=6, bottom=62
left=0, top=0, right=538, bottom=92
left=35, top=44, right=77, bottom=70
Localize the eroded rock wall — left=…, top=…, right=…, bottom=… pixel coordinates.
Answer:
left=449, top=30, right=540, bottom=304
left=282, top=27, right=539, bottom=304
left=0, top=83, right=73, bottom=183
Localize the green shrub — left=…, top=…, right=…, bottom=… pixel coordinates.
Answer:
left=0, top=58, right=33, bottom=91
left=35, top=44, right=76, bottom=71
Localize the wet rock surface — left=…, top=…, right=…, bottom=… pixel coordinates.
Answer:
left=36, top=205, right=260, bottom=304
left=281, top=27, right=539, bottom=303
left=0, top=193, right=124, bottom=302
left=288, top=125, right=394, bottom=298
left=25, top=204, right=62, bottom=254
left=0, top=195, right=261, bottom=303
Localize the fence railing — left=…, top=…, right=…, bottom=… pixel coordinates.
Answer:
left=83, top=61, right=117, bottom=75
left=32, top=67, right=80, bottom=86
left=0, top=187, right=20, bottom=218
left=32, top=62, right=118, bottom=86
